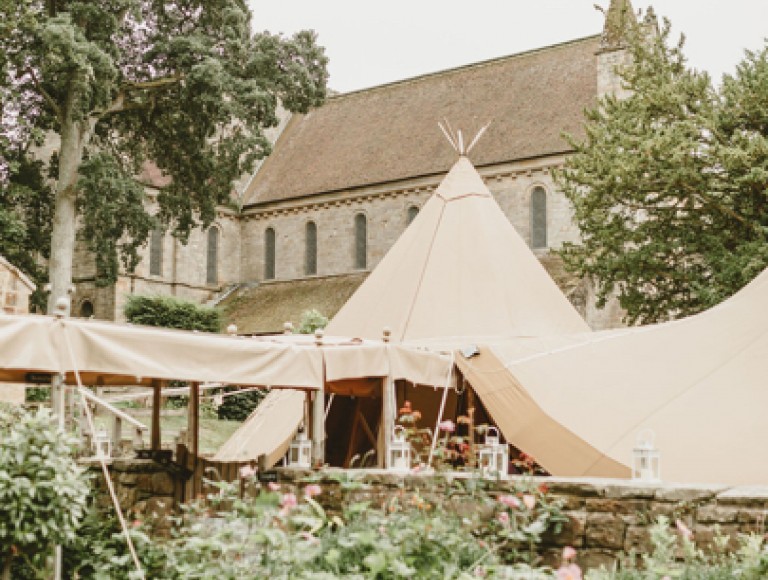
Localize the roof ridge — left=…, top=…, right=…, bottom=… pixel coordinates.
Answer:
left=328, top=34, right=601, bottom=99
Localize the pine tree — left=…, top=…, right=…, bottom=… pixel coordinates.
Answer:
left=557, top=15, right=768, bottom=324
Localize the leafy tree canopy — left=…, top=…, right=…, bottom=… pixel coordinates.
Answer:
left=557, top=16, right=768, bottom=324
left=0, top=0, right=328, bottom=308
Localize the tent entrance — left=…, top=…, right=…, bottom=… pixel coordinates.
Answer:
left=324, top=377, right=383, bottom=468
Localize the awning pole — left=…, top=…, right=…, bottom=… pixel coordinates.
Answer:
left=427, top=352, right=455, bottom=467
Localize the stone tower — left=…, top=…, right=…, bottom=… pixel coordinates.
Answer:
left=596, top=0, right=637, bottom=99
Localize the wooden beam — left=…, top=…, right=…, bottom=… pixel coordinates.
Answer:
left=188, top=382, right=200, bottom=458
left=150, top=379, right=162, bottom=451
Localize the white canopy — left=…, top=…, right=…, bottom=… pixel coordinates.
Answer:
left=460, top=267, right=768, bottom=485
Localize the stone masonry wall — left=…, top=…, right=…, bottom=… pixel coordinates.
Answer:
left=275, top=470, right=768, bottom=572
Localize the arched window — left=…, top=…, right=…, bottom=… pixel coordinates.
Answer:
left=530, top=187, right=548, bottom=249
left=406, top=205, right=419, bottom=225
left=206, top=227, right=219, bottom=285
left=149, top=227, right=163, bottom=276
left=80, top=300, right=94, bottom=318
left=264, top=227, right=276, bottom=280
left=305, top=221, right=317, bottom=276
left=354, top=213, right=367, bottom=269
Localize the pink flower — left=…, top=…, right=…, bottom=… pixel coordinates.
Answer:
left=304, top=484, right=322, bottom=498
left=299, top=531, right=319, bottom=545
left=497, top=511, right=510, bottom=525
left=239, top=464, right=256, bottom=478
left=562, top=546, right=577, bottom=561
left=522, top=494, right=536, bottom=510
left=676, top=519, right=694, bottom=541
left=281, top=492, right=298, bottom=510
left=438, top=420, right=455, bottom=433
left=498, top=495, right=521, bottom=509
left=556, top=563, right=582, bottom=580
left=267, top=482, right=281, bottom=492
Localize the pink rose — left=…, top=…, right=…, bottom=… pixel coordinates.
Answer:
left=497, top=511, right=510, bottom=525
left=267, top=482, right=281, bottom=492
left=239, top=464, right=255, bottom=478
left=556, top=563, right=582, bottom=580
left=498, top=494, right=521, bottom=509
left=562, top=546, right=577, bottom=561
left=438, top=420, right=455, bottom=433
left=281, top=492, right=298, bottom=510
left=522, top=494, right=536, bottom=510
left=304, top=484, right=322, bottom=497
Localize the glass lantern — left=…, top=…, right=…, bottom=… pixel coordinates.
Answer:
left=389, top=426, right=412, bottom=472
left=93, top=429, right=112, bottom=458
left=632, top=429, right=661, bottom=482
left=286, top=430, right=312, bottom=468
left=478, top=426, right=509, bottom=478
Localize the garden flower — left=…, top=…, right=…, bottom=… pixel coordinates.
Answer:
left=562, top=546, right=577, bottom=561
left=399, top=401, right=412, bottom=414
left=498, top=494, right=521, bottom=509
left=438, top=419, right=455, bottom=432
left=304, top=484, right=322, bottom=497
left=299, top=531, right=320, bottom=545
left=267, top=482, right=281, bottom=492
left=239, top=464, right=255, bottom=478
left=497, top=511, right=510, bottom=525
left=556, top=563, right=582, bottom=580
left=412, top=410, right=422, bottom=420
left=522, top=494, right=536, bottom=510
left=281, top=492, right=298, bottom=510
left=676, top=519, right=694, bottom=540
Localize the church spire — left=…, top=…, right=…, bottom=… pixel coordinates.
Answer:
left=600, top=0, right=638, bottom=51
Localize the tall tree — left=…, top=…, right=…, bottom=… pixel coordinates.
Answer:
left=1, top=0, right=328, bottom=310
left=556, top=15, right=768, bottom=324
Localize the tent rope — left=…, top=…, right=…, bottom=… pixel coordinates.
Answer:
left=60, top=326, right=146, bottom=579
left=427, top=351, right=455, bottom=466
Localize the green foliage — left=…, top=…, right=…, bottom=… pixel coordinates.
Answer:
left=158, top=475, right=567, bottom=578
left=297, top=308, right=329, bottom=334
left=586, top=516, right=768, bottom=579
left=123, top=294, right=222, bottom=332
left=0, top=407, right=90, bottom=576
left=215, top=387, right=264, bottom=421
left=556, top=14, right=768, bottom=324
left=0, top=0, right=328, bottom=293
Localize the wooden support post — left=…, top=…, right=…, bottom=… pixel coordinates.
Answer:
left=312, top=388, right=325, bottom=466
left=381, top=377, right=394, bottom=469
left=151, top=379, right=162, bottom=451
left=112, top=416, right=123, bottom=451
left=466, top=376, right=476, bottom=468
left=189, top=382, right=200, bottom=498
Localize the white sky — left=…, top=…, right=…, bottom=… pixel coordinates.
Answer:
left=247, top=1, right=768, bottom=93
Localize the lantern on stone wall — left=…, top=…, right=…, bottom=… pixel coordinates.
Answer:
left=478, top=426, right=509, bottom=478
left=286, top=429, right=312, bottom=468
left=389, top=426, right=412, bottom=472
left=93, top=429, right=112, bottom=458
left=632, top=429, right=661, bottom=482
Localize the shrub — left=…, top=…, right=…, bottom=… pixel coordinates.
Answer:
left=123, top=294, right=222, bottom=332
left=0, top=408, right=91, bottom=579
left=297, top=308, right=328, bottom=334
left=215, top=388, right=265, bottom=421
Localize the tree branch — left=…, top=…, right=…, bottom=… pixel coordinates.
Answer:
left=95, top=74, right=184, bottom=118
left=24, top=67, right=62, bottom=120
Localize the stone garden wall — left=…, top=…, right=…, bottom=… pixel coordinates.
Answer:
left=89, top=460, right=768, bottom=571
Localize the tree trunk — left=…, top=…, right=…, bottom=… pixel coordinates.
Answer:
left=47, top=114, right=92, bottom=313
left=1, top=554, right=12, bottom=580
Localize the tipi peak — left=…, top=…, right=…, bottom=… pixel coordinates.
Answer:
left=437, top=120, right=491, bottom=157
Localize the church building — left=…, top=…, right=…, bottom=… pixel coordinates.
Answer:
left=72, top=0, right=641, bottom=331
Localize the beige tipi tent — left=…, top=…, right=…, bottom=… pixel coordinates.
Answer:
left=460, top=266, right=768, bottom=485
left=229, top=153, right=590, bottom=467
left=326, top=155, right=589, bottom=345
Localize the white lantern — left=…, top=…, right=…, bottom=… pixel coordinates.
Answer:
left=93, top=429, right=112, bottom=458
left=389, top=426, right=411, bottom=472
left=632, top=429, right=661, bottom=482
left=286, top=430, right=312, bottom=468
left=478, top=427, right=509, bottom=478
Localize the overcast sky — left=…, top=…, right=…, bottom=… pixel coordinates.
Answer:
left=247, top=1, right=768, bottom=94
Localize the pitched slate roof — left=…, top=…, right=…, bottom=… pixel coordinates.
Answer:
left=243, top=35, right=601, bottom=207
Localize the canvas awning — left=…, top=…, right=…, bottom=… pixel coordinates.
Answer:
left=0, top=314, right=451, bottom=391
left=459, top=267, right=768, bottom=485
